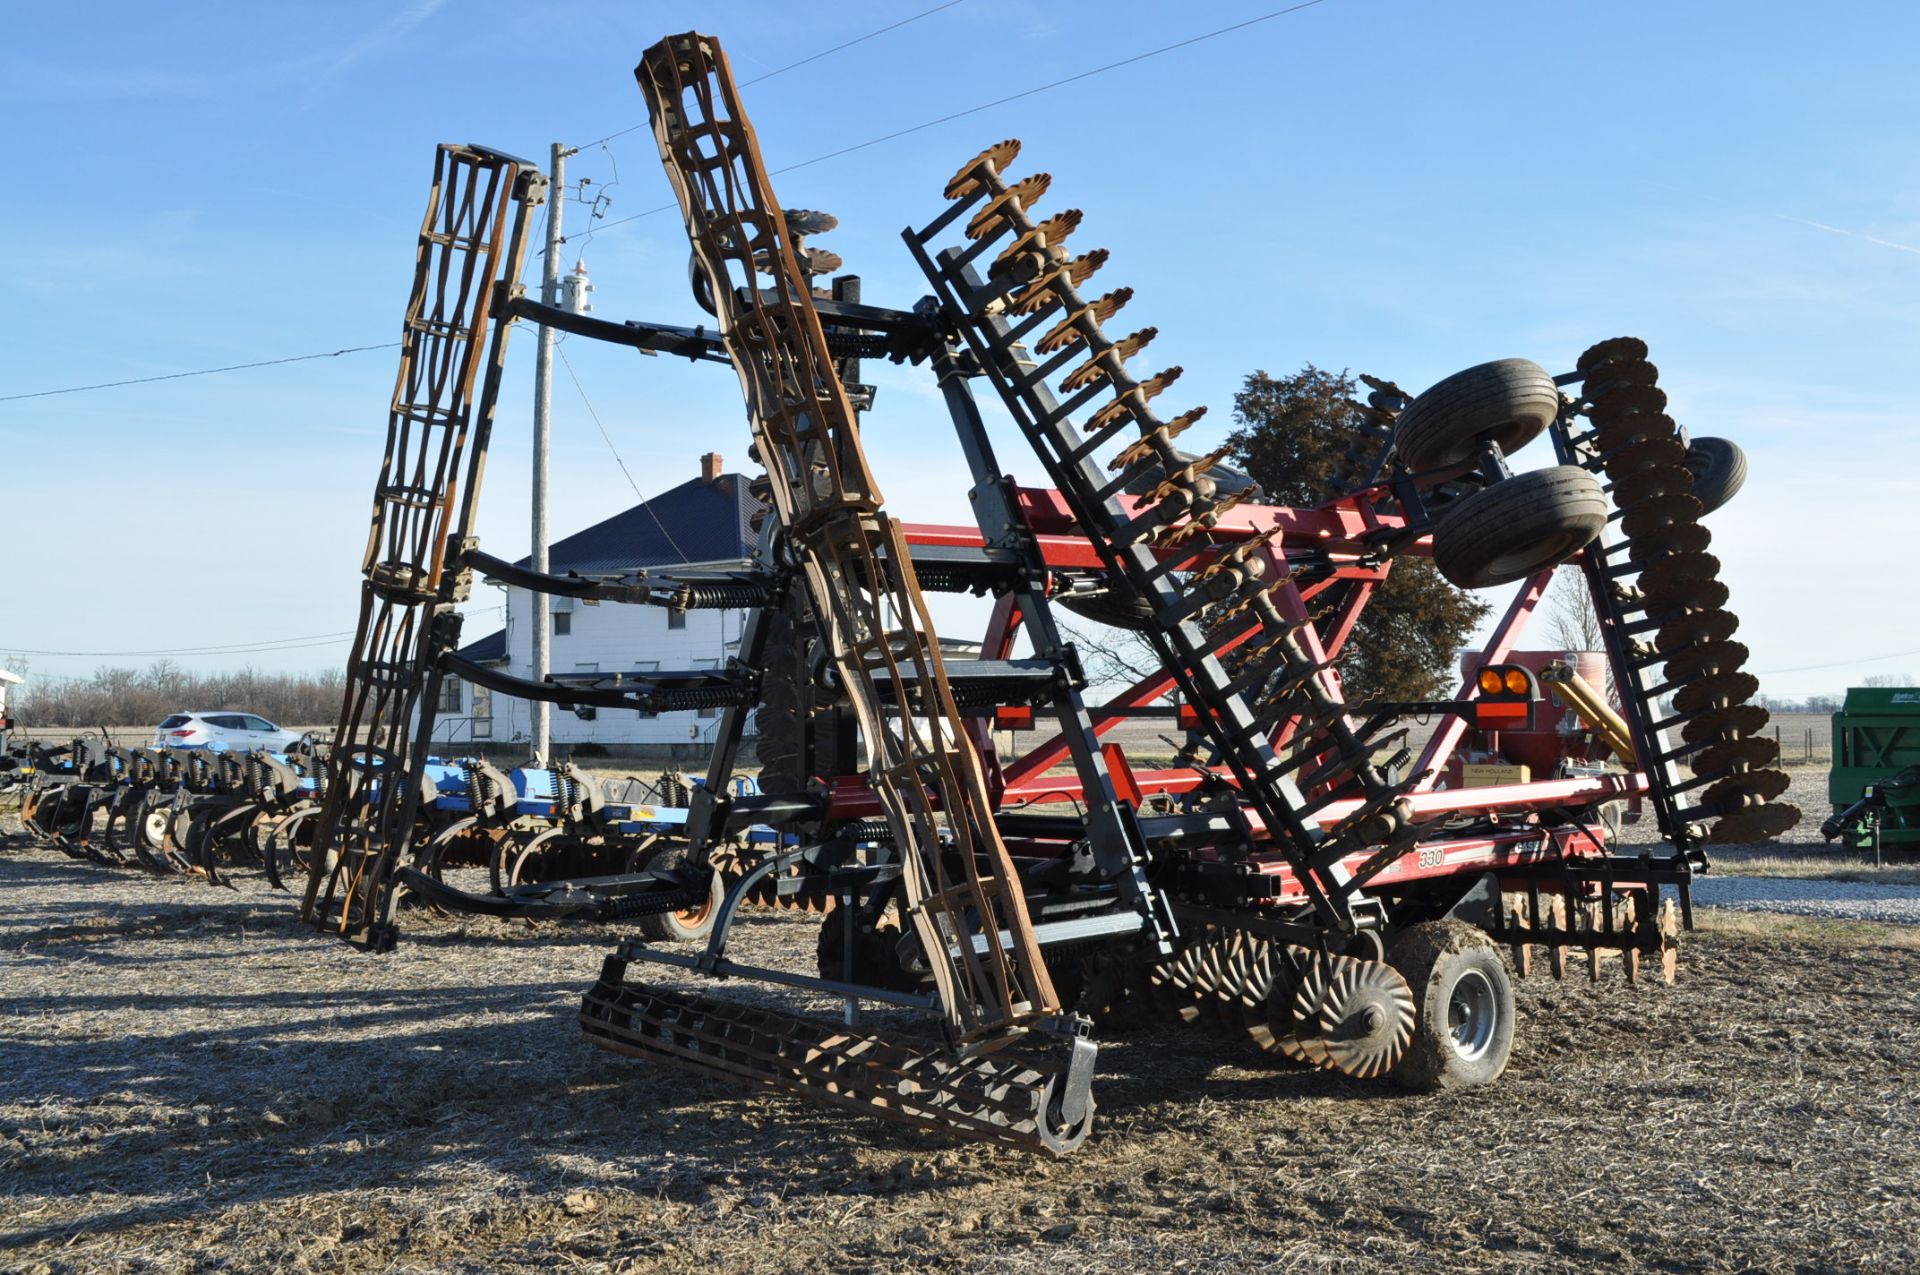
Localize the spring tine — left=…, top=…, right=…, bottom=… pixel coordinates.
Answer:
left=1005, top=249, right=1110, bottom=315
left=1108, top=426, right=1171, bottom=472
left=965, top=172, right=1052, bottom=240
left=1064, top=327, right=1158, bottom=393
left=1036, top=289, right=1133, bottom=356
left=1141, top=445, right=1233, bottom=505
left=1087, top=367, right=1183, bottom=433
left=992, top=209, right=1082, bottom=273
left=944, top=139, right=1022, bottom=199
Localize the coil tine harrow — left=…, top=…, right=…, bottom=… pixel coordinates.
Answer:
left=632, top=33, right=1061, bottom=1048
left=300, top=144, right=544, bottom=950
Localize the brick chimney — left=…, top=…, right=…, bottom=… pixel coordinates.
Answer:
left=700, top=451, right=724, bottom=483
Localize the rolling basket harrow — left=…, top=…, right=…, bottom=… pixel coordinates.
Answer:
left=3, top=29, right=1800, bottom=1157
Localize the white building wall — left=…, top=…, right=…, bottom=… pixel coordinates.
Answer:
left=436, top=577, right=753, bottom=749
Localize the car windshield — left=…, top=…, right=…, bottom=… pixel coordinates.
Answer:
left=158, top=715, right=191, bottom=729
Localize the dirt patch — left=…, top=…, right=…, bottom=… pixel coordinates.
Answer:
left=2, top=831, right=1917, bottom=1274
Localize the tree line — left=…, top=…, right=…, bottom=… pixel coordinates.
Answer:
left=5, top=660, right=345, bottom=729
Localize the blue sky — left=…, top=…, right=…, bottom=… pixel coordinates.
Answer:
left=3, top=0, right=1916, bottom=700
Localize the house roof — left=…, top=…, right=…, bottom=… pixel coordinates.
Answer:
left=512, top=472, right=761, bottom=575
left=456, top=627, right=507, bottom=663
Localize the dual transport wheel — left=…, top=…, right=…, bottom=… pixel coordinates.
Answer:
left=1395, top=358, right=1606, bottom=589
left=1400, top=359, right=1748, bottom=590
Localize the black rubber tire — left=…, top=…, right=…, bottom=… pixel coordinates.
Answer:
left=1683, top=436, right=1747, bottom=515
left=1387, top=921, right=1516, bottom=1092
left=1394, top=359, right=1561, bottom=472
left=1431, top=465, right=1608, bottom=589
left=634, top=844, right=724, bottom=943
left=752, top=604, right=811, bottom=795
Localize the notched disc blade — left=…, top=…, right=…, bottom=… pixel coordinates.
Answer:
left=1703, top=768, right=1793, bottom=810
left=1658, top=609, right=1740, bottom=653
left=1630, top=522, right=1711, bottom=561
left=1317, top=961, right=1416, bottom=1081
left=1613, top=463, right=1695, bottom=507
left=1622, top=492, right=1704, bottom=539
left=1665, top=638, right=1751, bottom=684
left=1645, top=578, right=1730, bottom=616
left=1607, top=432, right=1689, bottom=474
left=1673, top=669, right=1760, bottom=716
left=1709, top=803, right=1802, bottom=843
left=783, top=208, right=839, bottom=237
left=1691, top=734, right=1780, bottom=780
left=1681, top=702, right=1770, bottom=746
left=1578, top=336, right=1650, bottom=374
left=1639, top=551, right=1722, bottom=598
left=1587, top=387, right=1671, bottom=427
left=945, top=139, right=1021, bottom=199
left=1585, top=360, right=1660, bottom=398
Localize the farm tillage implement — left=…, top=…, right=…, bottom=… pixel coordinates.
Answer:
left=295, top=31, right=1795, bottom=1155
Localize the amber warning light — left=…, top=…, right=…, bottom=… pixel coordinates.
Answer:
left=1472, top=663, right=1537, bottom=730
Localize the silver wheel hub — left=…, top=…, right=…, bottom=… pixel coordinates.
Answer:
left=1447, top=968, right=1498, bottom=1062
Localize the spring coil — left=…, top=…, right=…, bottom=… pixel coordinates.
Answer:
left=672, top=579, right=782, bottom=609
left=599, top=886, right=705, bottom=922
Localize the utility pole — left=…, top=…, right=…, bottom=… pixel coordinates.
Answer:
left=530, top=142, right=571, bottom=764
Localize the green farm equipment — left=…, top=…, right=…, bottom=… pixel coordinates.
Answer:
left=1826, top=688, right=1920, bottom=851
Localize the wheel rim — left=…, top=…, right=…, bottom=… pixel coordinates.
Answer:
left=1447, top=968, right=1499, bottom=1061
left=676, top=891, right=716, bottom=926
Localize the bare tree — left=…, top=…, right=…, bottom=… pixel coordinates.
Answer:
left=1545, top=572, right=1606, bottom=652
left=1863, top=673, right=1918, bottom=688
left=1061, top=620, right=1160, bottom=694
left=7, top=660, right=347, bottom=728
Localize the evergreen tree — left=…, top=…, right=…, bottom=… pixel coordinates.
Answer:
left=1225, top=366, right=1491, bottom=703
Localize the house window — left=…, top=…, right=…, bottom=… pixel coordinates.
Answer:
left=438, top=678, right=462, bottom=714
left=471, top=685, right=493, bottom=739
left=553, top=611, right=571, bottom=637
left=668, top=609, right=687, bottom=631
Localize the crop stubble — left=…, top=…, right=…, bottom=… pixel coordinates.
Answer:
left=1, top=824, right=1915, bottom=1274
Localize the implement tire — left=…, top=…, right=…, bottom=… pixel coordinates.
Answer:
left=634, top=844, right=724, bottom=944
left=1683, top=436, right=1747, bottom=515
left=753, top=595, right=826, bottom=796
left=1431, top=465, right=1607, bottom=588
left=1395, top=358, right=1561, bottom=472
left=1387, top=921, right=1515, bottom=1092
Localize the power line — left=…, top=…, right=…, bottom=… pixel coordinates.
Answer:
left=573, top=0, right=973, bottom=151
left=1753, top=644, right=1920, bottom=677
left=4, top=631, right=358, bottom=658
left=563, top=0, right=1336, bottom=241
left=5, top=4, right=1339, bottom=402
left=556, top=345, right=695, bottom=564
left=0, top=344, right=400, bottom=404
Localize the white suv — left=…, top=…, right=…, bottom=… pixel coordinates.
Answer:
left=153, top=711, right=303, bottom=752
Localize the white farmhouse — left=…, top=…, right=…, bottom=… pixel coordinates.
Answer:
left=437, top=454, right=762, bottom=756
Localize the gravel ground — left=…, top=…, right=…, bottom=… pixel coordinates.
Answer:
left=1689, top=875, right=1920, bottom=925
left=5, top=816, right=1920, bottom=1274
